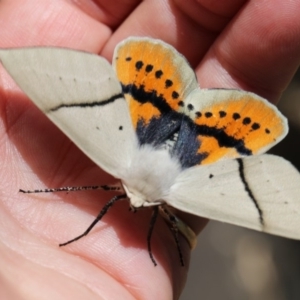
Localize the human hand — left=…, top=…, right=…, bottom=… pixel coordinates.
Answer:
left=0, top=1, right=299, bottom=299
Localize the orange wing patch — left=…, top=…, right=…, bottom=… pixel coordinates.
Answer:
left=113, top=37, right=198, bottom=128
left=196, top=137, right=238, bottom=165
left=185, top=90, right=288, bottom=165
left=128, top=98, right=160, bottom=128
left=113, top=39, right=288, bottom=169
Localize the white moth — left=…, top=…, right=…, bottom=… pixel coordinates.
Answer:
left=0, top=37, right=299, bottom=265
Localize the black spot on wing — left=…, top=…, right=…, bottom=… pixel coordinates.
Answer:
left=165, top=79, right=173, bottom=88
left=145, top=64, right=153, bottom=72
left=243, top=117, right=251, bottom=125
left=252, top=123, right=260, bottom=130
left=135, top=61, right=144, bottom=70
left=155, top=70, right=163, bottom=78
left=187, top=104, right=194, bottom=111
left=219, top=111, right=226, bottom=118
left=172, top=91, right=179, bottom=99
left=233, top=113, right=241, bottom=120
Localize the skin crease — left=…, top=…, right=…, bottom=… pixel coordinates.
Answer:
left=0, top=0, right=300, bottom=299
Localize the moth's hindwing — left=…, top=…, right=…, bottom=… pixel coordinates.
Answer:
left=113, top=37, right=199, bottom=152
left=184, top=89, right=288, bottom=165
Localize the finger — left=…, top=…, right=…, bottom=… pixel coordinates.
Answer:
left=197, top=0, right=300, bottom=103
left=101, top=0, right=247, bottom=63
left=0, top=99, right=181, bottom=299
left=70, top=0, right=142, bottom=28
left=0, top=0, right=110, bottom=51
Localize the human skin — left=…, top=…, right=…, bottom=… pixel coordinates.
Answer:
left=0, top=0, right=299, bottom=299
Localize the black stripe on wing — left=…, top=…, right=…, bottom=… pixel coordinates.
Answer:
left=123, top=83, right=252, bottom=168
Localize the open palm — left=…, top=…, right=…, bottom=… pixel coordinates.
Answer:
left=0, top=1, right=300, bottom=299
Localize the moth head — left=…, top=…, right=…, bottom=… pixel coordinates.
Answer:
left=122, top=183, right=148, bottom=208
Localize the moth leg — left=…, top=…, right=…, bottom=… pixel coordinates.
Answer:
left=19, top=183, right=123, bottom=194
left=159, top=206, right=197, bottom=250
left=147, top=206, right=159, bottom=266
left=159, top=206, right=197, bottom=266
left=159, top=206, right=184, bottom=266
left=59, top=194, right=127, bottom=246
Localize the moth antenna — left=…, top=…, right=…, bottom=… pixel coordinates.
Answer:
left=59, top=194, right=127, bottom=247
left=19, top=184, right=122, bottom=194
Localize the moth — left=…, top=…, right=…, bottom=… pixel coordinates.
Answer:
left=1, top=37, right=299, bottom=266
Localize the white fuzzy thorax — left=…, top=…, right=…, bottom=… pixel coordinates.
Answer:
left=122, top=145, right=181, bottom=208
